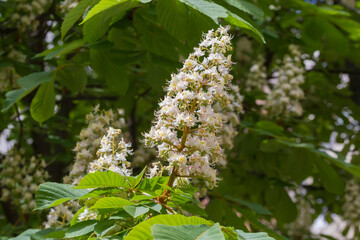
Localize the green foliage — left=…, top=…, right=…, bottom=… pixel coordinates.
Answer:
left=35, top=183, right=90, bottom=210
left=91, top=197, right=134, bottom=210
left=2, top=0, right=360, bottom=239
left=76, top=171, right=131, bottom=189
left=236, top=230, right=274, bottom=240
left=151, top=223, right=225, bottom=240
left=2, top=71, right=54, bottom=111
left=124, top=214, right=212, bottom=240
left=30, top=79, right=55, bottom=124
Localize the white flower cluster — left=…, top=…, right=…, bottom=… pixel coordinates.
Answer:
left=10, top=0, right=50, bottom=32
left=89, top=127, right=133, bottom=176
left=44, top=106, right=127, bottom=228
left=264, top=44, right=305, bottom=117
left=218, top=83, right=243, bottom=152
left=0, top=149, right=49, bottom=213
left=43, top=203, right=76, bottom=228
left=343, top=179, right=360, bottom=226
left=144, top=26, right=234, bottom=187
left=64, top=106, right=127, bottom=185
left=0, top=47, right=25, bottom=92
left=245, top=55, right=267, bottom=92
left=78, top=207, right=98, bottom=222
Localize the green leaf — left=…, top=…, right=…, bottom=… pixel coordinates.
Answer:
left=156, top=0, right=213, bottom=44
left=130, top=194, right=155, bottom=202
left=152, top=223, right=225, bottom=240
left=136, top=176, right=169, bottom=195
left=30, top=79, right=55, bottom=123
left=264, top=188, right=296, bottom=223
left=35, top=182, right=90, bottom=210
left=91, top=197, right=134, bottom=210
left=76, top=171, right=130, bottom=189
left=134, top=166, right=147, bottom=187
left=178, top=0, right=228, bottom=23
left=45, top=39, right=87, bottom=60
left=274, top=138, right=360, bottom=178
left=44, top=229, right=67, bottom=239
left=226, top=12, right=265, bottom=43
left=61, top=0, right=93, bottom=39
left=90, top=49, right=129, bottom=95
left=236, top=229, right=275, bottom=240
left=331, top=18, right=360, bottom=41
left=124, top=214, right=211, bottom=240
left=64, top=220, right=97, bottom=239
left=56, top=64, right=87, bottom=93
left=82, top=0, right=140, bottom=23
left=10, top=228, right=55, bottom=240
left=236, top=209, right=288, bottom=240
left=109, top=209, right=132, bottom=220
left=82, top=0, right=140, bottom=42
left=311, top=149, right=360, bottom=178
left=94, top=220, right=117, bottom=237
left=314, top=158, right=344, bottom=194
left=133, top=10, right=183, bottom=61
left=224, top=195, right=272, bottom=216
left=2, top=71, right=53, bottom=112
left=180, top=204, right=207, bottom=217
left=123, top=205, right=149, bottom=218
left=143, top=202, right=163, bottom=213
left=222, top=0, right=264, bottom=19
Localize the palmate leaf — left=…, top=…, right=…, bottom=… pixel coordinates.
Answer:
left=124, top=214, right=212, bottom=240
left=76, top=171, right=131, bottom=189
left=151, top=223, right=225, bottom=240
left=35, top=182, right=90, bottom=210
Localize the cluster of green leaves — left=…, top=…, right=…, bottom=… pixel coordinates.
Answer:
left=13, top=169, right=272, bottom=240
left=2, top=0, right=265, bottom=124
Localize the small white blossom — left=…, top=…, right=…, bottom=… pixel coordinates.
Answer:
left=245, top=55, right=267, bottom=92
left=264, top=44, right=305, bottom=118
left=89, top=127, right=133, bottom=176
left=343, top=179, right=360, bottom=226
left=78, top=207, right=98, bottom=222
left=0, top=149, right=49, bottom=214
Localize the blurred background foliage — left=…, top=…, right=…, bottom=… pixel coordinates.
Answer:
left=1, top=0, right=360, bottom=239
